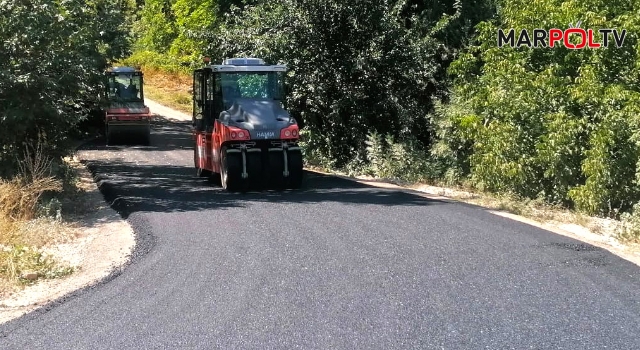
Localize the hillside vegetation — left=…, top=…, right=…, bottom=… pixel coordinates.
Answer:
left=0, top=0, right=135, bottom=290
left=2, top=0, right=640, bottom=242
left=125, top=0, right=640, bottom=234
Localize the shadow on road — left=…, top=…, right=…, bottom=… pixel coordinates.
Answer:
left=84, top=117, right=192, bottom=152
left=78, top=115, right=445, bottom=219
left=81, top=159, right=443, bottom=219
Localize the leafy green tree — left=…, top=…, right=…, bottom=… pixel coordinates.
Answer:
left=0, top=0, right=134, bottom=177
left=438, top=0, right=640, bottom=216
left=168, top=0, right=217, bottom=62
left=214, top=0, right=495, bottom=167
left=133, top=0, right=178, bottom=52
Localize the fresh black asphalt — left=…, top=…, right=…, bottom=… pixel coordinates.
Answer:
left=1, top=116, right=640, bottom=349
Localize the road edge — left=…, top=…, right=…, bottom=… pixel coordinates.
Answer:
left=0, top=145, right=137, bottom=325
left=305, top=167, right=640, bottom=267
left=142, top=97, right=640, bottom=267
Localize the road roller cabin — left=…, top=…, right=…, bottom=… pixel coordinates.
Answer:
left=103, top=67, right=152, bottom=145
left=192, top=58, right=303, bottom=191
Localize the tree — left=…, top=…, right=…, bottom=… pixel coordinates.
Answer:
left=437, top=0, right=640, bottom=216
left=215, top=0, right=495, bottom=167
left=0, top=0, right=134, bottom=177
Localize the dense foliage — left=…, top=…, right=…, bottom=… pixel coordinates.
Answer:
left=0, top=0, right=134, bottom=177
left=128, top=0, right=495, bottom=167
left=4, top=0, right=640, bottom=219
left=215, top=0, right=491, bottom=169
left=438, top=0, right=640, bottom=216
left=128, top=0, right=640, bottom=218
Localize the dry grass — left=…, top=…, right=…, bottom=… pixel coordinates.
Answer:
left=0, top=217, right=78, bottom=249
left=417, top=186, right=621, bottom=238
left=143, top=68, right=192, bottom=114
left=0, top=144, right=62, bottom=222
left=0, top=177, right=60, bottom=221
left=0, top=142, right=77, bottom=295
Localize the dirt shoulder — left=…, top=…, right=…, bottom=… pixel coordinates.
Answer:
left=0, top=100, right=180, bottom=324
left=0, top=155, right=135, bottom=324
left=146, top=98, right=191, bottom=122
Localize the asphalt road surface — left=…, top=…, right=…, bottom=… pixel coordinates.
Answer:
left=1, top=111, right=640, bottom=349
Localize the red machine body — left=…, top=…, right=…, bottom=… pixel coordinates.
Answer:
left=103, top=67, right=151, bottom=145
left=192, top=57, right=303, bottom=191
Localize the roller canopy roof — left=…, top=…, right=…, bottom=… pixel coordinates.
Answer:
left=203, top=57, right=287, bottom=72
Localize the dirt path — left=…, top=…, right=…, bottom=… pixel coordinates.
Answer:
left=145, top=98, right=191, bottom=121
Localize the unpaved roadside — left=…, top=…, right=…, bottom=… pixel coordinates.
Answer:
left=0, top=101, right=186, bottom=323
left=0, top=101, right=179, bottom=324
left=146, top=98, right=191, bottom=122
left=0, top=155, right=135, bottom=324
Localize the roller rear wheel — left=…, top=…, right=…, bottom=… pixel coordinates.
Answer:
left=221, top=147, right=242, bottom=192
left=267, top=151, right=285, bottom=190
left=106, top=125, right=115, bottom=146
left=286, top=149, right=304, bottom=189
left=245, top=151, right=263, bottom=190
left=141, top=128, right=151, bottom=146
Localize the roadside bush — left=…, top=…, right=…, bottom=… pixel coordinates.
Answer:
left=0, top=143, right=62, bottom=222
left=362, top=132, right=447, bottom=183
left=617, top=202, right=640, bottom=243
left=438, top=0, right=640, bottom=217
left=0, top=0, right=133, bottom=178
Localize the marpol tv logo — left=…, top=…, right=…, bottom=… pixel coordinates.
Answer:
left=498, top=21, right=627, bottom=49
